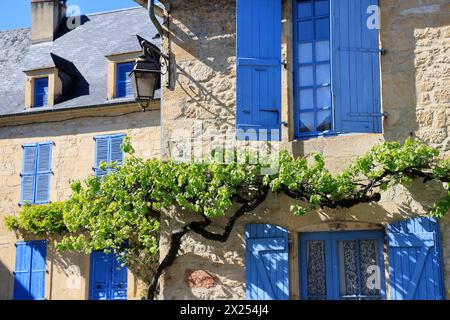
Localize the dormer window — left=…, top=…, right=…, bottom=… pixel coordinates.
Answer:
left=33, top=77, right=49, bottom=108
left=105, top=51, right=141, bottom=100
left=23, top=54, right=78, bottom=110
left=24, top=68, right=57, bottom=110
left=116, top=62, right=134, bottom=98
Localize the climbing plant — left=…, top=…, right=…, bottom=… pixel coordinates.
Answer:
left=5, top=138, right=450, bottom=299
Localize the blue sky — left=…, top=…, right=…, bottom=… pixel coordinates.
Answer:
left=0, top=0, right=140, bottom=31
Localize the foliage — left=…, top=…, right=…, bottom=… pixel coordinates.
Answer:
left=270, top=139, right=449, bottom=216
left=5, top=202, right=66, bottom=235
left=4, top=138, right=449, bottom=289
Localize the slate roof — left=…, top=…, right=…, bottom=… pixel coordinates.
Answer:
left=0, top=7, right=161, bottom=117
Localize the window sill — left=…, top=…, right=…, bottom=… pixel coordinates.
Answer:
left=109, top=97, right=136, bottom=103
left=293, top=131, right=378, bottom=142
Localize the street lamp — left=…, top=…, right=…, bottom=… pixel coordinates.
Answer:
left=130, top=35, right=166, bottom=111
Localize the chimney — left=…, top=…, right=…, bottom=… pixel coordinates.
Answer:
left=31, top=0, right=67, bottom=43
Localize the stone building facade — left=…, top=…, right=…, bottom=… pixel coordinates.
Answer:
left=0, top=0, right=449, bottom=300
left=0, top=4, right=161, bottom=300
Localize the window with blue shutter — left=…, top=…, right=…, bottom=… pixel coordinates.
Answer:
left=245, top=224, right=289, bottom=300
left=13, top=241, right=47, bottom=300
left=387, top=217, right=445, bottom=300
left=236, top=0, right=282, bottom=141
left=94, top=134, right=125, bottom=178
left=294, top=0, right=382, bottom=138
left=116, top=62, right=134, bottom=98
left=34, top=77, right=49, bottom=108
left=299, top=230, right=386, bottom=300
left=20, top=142, right=52, bottom=205
left=294, top=0, right=332, bottom=136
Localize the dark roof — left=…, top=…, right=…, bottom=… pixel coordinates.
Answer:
left=0, top=7, right=161, bottom=117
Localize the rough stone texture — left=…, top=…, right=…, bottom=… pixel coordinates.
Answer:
left=161, top=0, right=236, bottom=160
left=159, top=0, right=450, bottom=300
left=381, top=0, right=450, bottom=154
left=185, top=269, right=218, bottom=289
left=0, top=106, right=161, bottom=300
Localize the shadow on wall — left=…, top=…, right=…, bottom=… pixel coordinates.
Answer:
left=167, top=1, right=235, bottom=73
left=0, top=258, right=13, bottom=300
left=0, top=107, right=161, bottom=141
left=163, top=0, right=236, bottom=130
left=289, top=1, right=450, bottom=161
left=161, top=252, right=246, bottom=300
left=164, top=0, right=449, bottom=160
left=381, top=0, right=449, bottom=149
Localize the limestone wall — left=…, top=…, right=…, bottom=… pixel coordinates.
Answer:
left=0, top=105, right=160, bottom=300
left=158, top=0, right=450, bottom=299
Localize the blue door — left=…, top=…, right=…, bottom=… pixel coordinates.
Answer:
left=89, top=251, right=128, bottom=300
left=299, top=230, right=386, bottom=300
left=13, top=241, right=47, bottom=300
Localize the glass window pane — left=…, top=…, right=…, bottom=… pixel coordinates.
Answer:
left=315, top=0, right=329, bottom=16
left=306, top=240, right=327, bottom=297
left=299, top=21, right=314, bottom=41
left=300, top=112, right=315, bottom=133
left=300, top=89, right=314, bottom=110
left=300, top=66, right=314, bottom=87
left=339, top=241, right=358, bottom=298
left=316, top=40, right=330, bottom=61
left=317, top=109, right=332, bottom=132
left=360, top=240, right=381, bottom=297
left=315, top=18, right=330, bottom=39
left=298, top=1, right=313, bottom=18
left=299, top=42, right=313, bottom=64
left=316, top=86, right=331, bottom=109
left=316, top=64, right=330, bottom=85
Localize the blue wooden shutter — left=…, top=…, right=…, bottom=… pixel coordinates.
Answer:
left=35, top=143, right=52, bottom=204
left=13, top=241, right=46, bottom=300
left=34, top=78, right=49, bottom=108
left=116, top=63, right=134, bottom=98
left=13, top=242, right=32, bottom=300
left=90, top=251, right=128, bottom=300
left=332, top=0, right=382, bottom=133
left=387, top=217, right=445, bottom=300
left=110, top=135, right=124, bottom=165
left=29, top=241, right=47, bottom=300
left=21, top=145, right=38, bottom=204
left=246, top=224, right=289, bottom=300
left=94, top=136, right=109, bottom=178
left=110, top=252, right=128, bottom=300
left=236, top=0, right=282, bottom=141
left=89, top=251, right=110, bottom=300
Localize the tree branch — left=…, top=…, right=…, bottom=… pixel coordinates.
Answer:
left=147, top=218, right=211, bottom=300
left=192, top=185, right=270, bottom=242
left=146, top=185, right=270, bottom=300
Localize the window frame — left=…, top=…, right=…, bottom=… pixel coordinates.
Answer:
left=93, top=133, right=126, bottom=178
left=13, top=240, right=47, bottom=300
left=33, top=77, right=49, bottom=108
left=293, top=0, right=335, bottom=139
left=20, top=142, right=53, bottom=206
left=299, top=230, right=386, bottom=300
left=115, top=62, right=135, bottom=99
